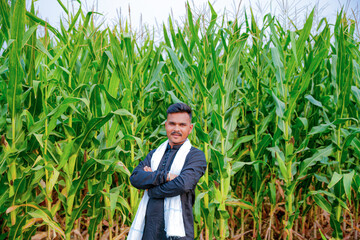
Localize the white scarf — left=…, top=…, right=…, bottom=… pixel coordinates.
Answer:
left=127, top=139, right=191, bottom=239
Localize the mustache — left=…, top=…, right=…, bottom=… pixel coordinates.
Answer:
left=171, top=131, right=182, bottom=136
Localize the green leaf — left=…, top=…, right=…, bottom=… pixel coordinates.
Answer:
left=109, top=187, right=120, bottom=218
left=36, top=39, right=53, bottom=59
left=305, top=95, right=323, bottom=107
left=68, top=159, right=102, bottom=197
left=206, top=2, right=218, bottom=35
left=343, top=170, right=354, bottom=201
left=258, top=111, right=275, bottom=135
left=67, top=5, right=82, bottom=32
left=191, top=65, right=210, bottom=97
left=194, top=192, right=206, bottom=223
left=268, top=182, right=276, bottom=205
left=7, top=0, right=26, bottom=144
left=195, top=122, right=209, bottom=143
left=352, top=86, right=360, bottom=106
left=225, top=198, right=254, bottom=212
left=167, top=90, right=182, bottom=104
left=310, top=190, right=348, bottom=210
left=268, top=147, right=288, bottom=181
left=330, top=215, right=343, bottom=239
left=271, top=48, right=285, bottom=96
left=75, top=113, right=114, bottom=152
left=11, top=174, right=28, bottom=199
left=47, top=97, right=81, bottom=134
left=114, top=161, right=131, bottom=177
left=228, top=135, right=254, bottom=157
left=272, top=92, right=285, bottom=118
left=88, top=209, right=103, bottom=240
left=296, top=10, right=314, bottom=57
left=112, top=109, right=136, bottom=120
left=353, top=174, right=360, bottom=193
left=186, top=3, right=204, bottom=58
left=312, top=193, right=332, bottom=214
left=211, top=148, right=227, bottom=178
left=165, top=47, right=192, bottom=99
left=89, top=85, right=102, bottom=117
left=21, top=24, right=38, bottom=49
left=211, top=110, right=226, bottom=137
left=66, top=194, right=95, bottom=234
left=25, top=11, right=65, bottom=42
left=319, top=229, right=328, bottom=240
left=145, top=62, right=165, bottom=93
left=117, top=195, right=132, bottom=214
left=328, top=172, right=343, bottom=189
left=57, top=139, right=74, bottom=171
left=28, top=209, right=65, bottom=237
left=0, top=189, right=9, bottom=210
left=47, top=166, right=59, bottom=196
left=210, top=38, right=225, bottom=94
left=298, top=145, right=333, bottom=179
left=254, top=134, right=272, bottom=160
left=285, top=48, right=328, bottom=122
left=231, top=160, right=260, bottom=176
left=9, top=215, right=27, bottom=240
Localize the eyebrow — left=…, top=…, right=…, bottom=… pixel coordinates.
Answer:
left=168, top=121, right=189, bottom=125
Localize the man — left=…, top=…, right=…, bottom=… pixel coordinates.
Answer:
left=128, top=103, right=207, bottom=240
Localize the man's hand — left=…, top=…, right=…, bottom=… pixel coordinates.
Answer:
left=143, top=166, right=152, bottom=172
left=143, top=166, right=153, bottom=191
left=166, top=173, right=178, bottom=182
left=143, top=166, right=177, bottom=181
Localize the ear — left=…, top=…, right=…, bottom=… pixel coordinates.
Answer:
left=189, top=123, right=194, bottom=133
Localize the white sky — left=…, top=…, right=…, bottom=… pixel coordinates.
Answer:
left=30, top=0, right=359, bottom=34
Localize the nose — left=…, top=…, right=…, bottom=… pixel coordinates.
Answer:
left=174, top=124, right=180, bottom=131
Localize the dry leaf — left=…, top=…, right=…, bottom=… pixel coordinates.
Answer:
left=31, top=232, right=47, bottom=240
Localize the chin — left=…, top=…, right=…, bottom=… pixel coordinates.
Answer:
left=174, top=140, right=185, bottom=145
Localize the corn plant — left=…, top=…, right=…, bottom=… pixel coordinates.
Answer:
left=0, top=1, right=359, bottom=239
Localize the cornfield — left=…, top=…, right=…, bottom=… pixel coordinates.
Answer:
left=0, top=0, right=360, bottom=239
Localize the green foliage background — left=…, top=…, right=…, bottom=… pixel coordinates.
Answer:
left=0, top=0, right=360, bottom=239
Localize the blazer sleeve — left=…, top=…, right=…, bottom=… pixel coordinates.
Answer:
left=147, top=148, right=206, bottom=198
left=129, top=149, right=168, bottom=190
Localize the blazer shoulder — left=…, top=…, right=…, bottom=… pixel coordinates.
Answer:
left=188, top=146, right=206, bottom=161
left=148, top=148, right=156, bottom=155
left=190, top=146, right=204, bottom=154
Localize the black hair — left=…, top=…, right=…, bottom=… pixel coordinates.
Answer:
left=166, top=103, right=192, bottom=119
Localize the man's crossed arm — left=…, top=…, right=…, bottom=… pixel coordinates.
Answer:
left=143, top=165, right=178, bottom=181
left=130, top=149, right=206, bottom=198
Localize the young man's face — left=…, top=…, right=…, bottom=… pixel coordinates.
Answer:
left=165, top=112, right=193, bottom=147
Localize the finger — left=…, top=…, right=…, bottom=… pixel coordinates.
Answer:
left=144, top=166, right=152, bottom=172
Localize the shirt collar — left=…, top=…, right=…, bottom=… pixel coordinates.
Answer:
left=167, top=142, right=184, bottom=150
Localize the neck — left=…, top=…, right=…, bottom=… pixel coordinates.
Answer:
left=169, top=139, right=187, bottom=148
